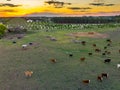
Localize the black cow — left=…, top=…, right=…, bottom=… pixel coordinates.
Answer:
left=102, top=53, right=106, bottom=56
left=104, top=46, right=107, bottom=49
left=104, top=59, right=111, bottom=63
left=101, top=73, right=109, bottom=78
left=69, top=54, right=73, bottom=57
left=12, top=41, right=16, bottom=44
left=88, top=53, right=92, bottom=56
left=106, top=39, right=112, bottom=43
left=81, top=41, right=86, bottom=45
left=29, top=42, right=33, bottom=45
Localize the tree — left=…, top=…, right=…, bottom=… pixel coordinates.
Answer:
left=0, top=23, right=7, bottom=37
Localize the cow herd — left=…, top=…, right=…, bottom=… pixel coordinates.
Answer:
left=82, top=73, right=109, bottom=84
left=47, top=38, right=120, bottom=85
left=11, top=34, right=119, bottom=85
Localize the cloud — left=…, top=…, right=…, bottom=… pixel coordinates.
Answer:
left=25, top=12, right=64, bottom=17
left=44, top=0, right=71, bottom=8
left=68, top=7, right=81, bottom=10
left=54, top=6, right=63, bottom=8
left=0, top=9, right=17, bottom=12
left=68, top=7, right=92, bottom=10
left=105, top=4, right=115, bottom=6
left=89, top=3, right=115, bottom=6
left=89, top=3, right=104, bottom=6
left=0, top=3, right=21, bottom=7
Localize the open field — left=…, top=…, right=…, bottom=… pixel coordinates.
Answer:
left=0, top=21, right=120, bottom=90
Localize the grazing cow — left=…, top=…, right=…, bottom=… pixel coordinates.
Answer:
left=95, top=48, right=101, bottom=52
left=107, top=51, right=111, bottom=55
left=12, top=41, right=16, bottom=44
left=102, top=53, right=106, bottom=56
left=82, top=80, right=90, bottom=84
left=104, top=50, right=108, bottom=53
left=104, top=46, right=107, bottom=49
left=88, top=53, right=92, bottom=56
left=117, top=64, right=120, bottom=68
left=24, top=71, right=33, bottom=78
left=97, top=76, right=103, bottom=82
left=50, top=59, right=56, bottom=63
left=22, top=44, right=28, bottom=50
left=50, top=37, right=57, bottom=41
left=69, top=54, right=73, bottom=57
left=101, top=73, right=109, bottom=78
left=106, top=39, right=112, bottom=43
left=81, top=41, right=86, bottom=45
left=107, top=43, right=111, bottom=47
left=93, top=44, right=96, bottom=47
left=119, top=50, right=120, bottom=53
left=29, top=42, right=33, bottom=45
left=80, top=57, right=86, bottom=61
left=104, top=59, right=111, bottom=63
left=17, top=36, right=22, bottom=39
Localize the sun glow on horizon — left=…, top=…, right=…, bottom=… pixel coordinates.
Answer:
left=0, top=0, right=120, bottom=17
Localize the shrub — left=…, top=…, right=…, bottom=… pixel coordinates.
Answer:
left=8, top=27, right=27, bottom=33
left=0, top=24, right=7, bottom=37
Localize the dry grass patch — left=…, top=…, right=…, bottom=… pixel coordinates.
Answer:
left=67, top=32, right=109, bottom=38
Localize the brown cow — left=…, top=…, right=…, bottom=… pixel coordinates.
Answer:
left=97, top=75, right=103, bottom=82
left=82, top=80, right=90, bottom=84
left=119, top=50, right=120, bottom=53
left=81, top=41, right=86, bottom=45
left=101, top=73, right=109, bottom=78
left=50, top=59, right=56, bottom=63
left=95, top=48, right=101, bottom=52
left=93, top=44, right=96, bottom=47
left=104, top=51, right=111, bottom=55
left=107, top=43, right=111, bottom=46
left=80, top=57, right=86, bottom=61
left=24, top=71, right=33, bottom=78
left=104, top=50, right=108, bottom=53
left=107, top=51, right=111, bottom=55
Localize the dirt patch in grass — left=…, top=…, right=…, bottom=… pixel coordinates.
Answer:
left=4, top=33, right=26, bottom=40
left=67, top=32, right=109, bottom=38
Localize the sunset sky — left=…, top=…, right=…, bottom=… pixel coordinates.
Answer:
left=0, top=0, right=120, bottom=17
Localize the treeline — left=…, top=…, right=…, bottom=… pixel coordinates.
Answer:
left=51, top=16, right=120, bottom=24
left=0, top=15, right=120, bottom=24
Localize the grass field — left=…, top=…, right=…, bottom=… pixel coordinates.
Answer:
left=0, top=22, right=120, bottom=90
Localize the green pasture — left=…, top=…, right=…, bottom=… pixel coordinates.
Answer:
left=0, top=22, right=120, bottom=90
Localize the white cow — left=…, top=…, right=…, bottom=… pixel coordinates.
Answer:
left=117, top=64, right=120, bottom=68
left=27, top=19, right=33, bottom=23
left=22, top=44, right=28, bottom=50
